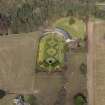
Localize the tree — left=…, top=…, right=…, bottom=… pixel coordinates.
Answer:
left=74, top=93, right=87, bottom=105
left=0, top=89, right=6, bottom=99
left=80, top=63, right=87, bottom=75
left=0, top=0, right=103, bottom=34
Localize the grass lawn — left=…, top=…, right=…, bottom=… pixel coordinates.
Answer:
left=37, top=33, right=65, bottom=71
left=53, top=17, right=86, bottom=40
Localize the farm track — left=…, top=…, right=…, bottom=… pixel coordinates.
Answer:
left=60, top=49, right=87, bottom=105
left=87, top=20, right=105, bottom=105
left=87, top=21, right=94, bottom=105
left=91, top=21, right=105, bottom=105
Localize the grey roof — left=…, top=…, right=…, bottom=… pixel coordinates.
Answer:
left=55, top=28, right=72, bottom=39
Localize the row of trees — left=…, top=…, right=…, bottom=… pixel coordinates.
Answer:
left=6, top=0, right=68, bottom=33
left=0, top=0, right=104, bottom=34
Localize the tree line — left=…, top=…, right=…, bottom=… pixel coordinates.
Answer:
left=0, top=0, right=104, bottom=34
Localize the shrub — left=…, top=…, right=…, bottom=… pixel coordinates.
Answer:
left=26, top=95, right=38, bottom=105
left=69, top=17, right=75, bottom=25
left=80, top=63, right=87, bottom=75
left=0, top=89, right=6, bottom=99
left=74, top=93, right=87, bottom=105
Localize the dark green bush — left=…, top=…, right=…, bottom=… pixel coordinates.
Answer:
left=26, top=95, right=38, bottom=105
left=0, top=89, right=6, bottom=99
left=74, top=93, right=87, bottom=105
left=69, top=17, right=75, bottom=25
left=80, top=63, right=87, bottom=75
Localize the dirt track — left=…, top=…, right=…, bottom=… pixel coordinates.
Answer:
left=65, top=49, right=86, bottom=105
left=87, top=21, right=94, bottom=105
left=87, top=21, right=105, bottom=105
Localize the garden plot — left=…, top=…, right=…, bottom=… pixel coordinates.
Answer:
left=37, top=33, right=66, bottom=71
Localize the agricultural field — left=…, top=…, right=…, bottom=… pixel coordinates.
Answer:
left=37, top=33, right=66, bottom=71
left=0, top=32, right=38, bottom=92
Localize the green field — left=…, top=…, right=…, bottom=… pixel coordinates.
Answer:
left=37, top=33, right=65, bottom=71
left=53, top=17, right=86, bottom=40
